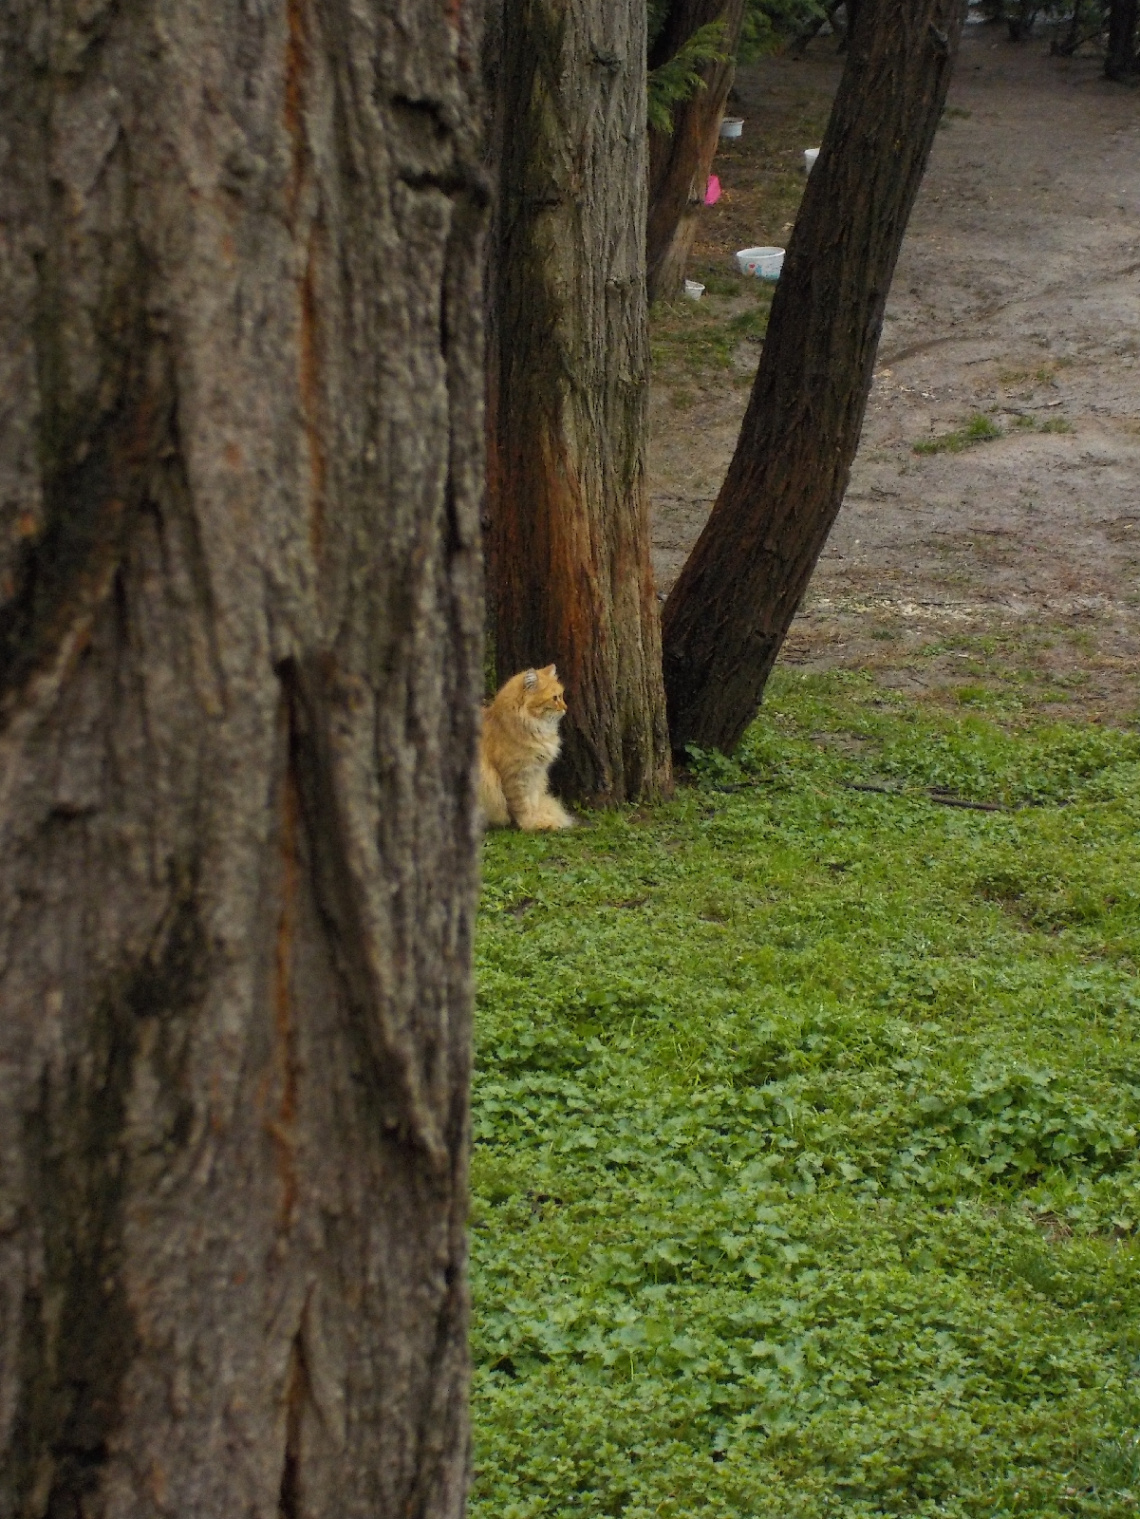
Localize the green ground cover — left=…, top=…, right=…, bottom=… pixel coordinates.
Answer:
left=649, top=271, right=774, bottom=384
left=470, top=672, right=1140, bottom=1519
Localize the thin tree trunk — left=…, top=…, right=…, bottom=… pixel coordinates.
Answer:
left=662, top=0, right=966, bottom=755
left=0, top=0, right=486, bottom=1514
left=1106, top=0, right=1139, bottom=76
left=646, top=0, right=745, bottom=305
left=790, top=0, right=847, bottom=58
left=1006, top=0, right=1039, bottom=42
left=1052, top=2, right=1085, bottom=57
left=486, top=0, right=672, bottom=805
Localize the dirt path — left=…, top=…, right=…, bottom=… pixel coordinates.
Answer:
left=650, top=28, right=1140, bottom=721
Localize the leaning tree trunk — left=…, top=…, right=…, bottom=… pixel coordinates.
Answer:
left=0, top=0, right=485, bottom=1514
left=662, top=0, right=966, bottom=754
left=646, top=0, right=745, bottom=305
left=1106, top=0, right=1139, bottom=77
left=486, top=0, right=672, bottom=806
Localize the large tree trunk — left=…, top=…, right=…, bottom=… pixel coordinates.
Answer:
left=0, top=0, right=485, bottom=1514
left=661, top=0, right=966, bottom=755
left=1106, top=0, right=1139, bottom=77
left=645, top=0, right=745, bottom=305
left=486, top=0, right=672, bottom=806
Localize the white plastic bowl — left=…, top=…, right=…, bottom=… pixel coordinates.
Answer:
left=683, top=279, right=705, bottom=301
left=804, top=147, right=820, bottom=172
left=735, top=246, right=785, bottom=280
left=719, top=117, right=743, bottom=139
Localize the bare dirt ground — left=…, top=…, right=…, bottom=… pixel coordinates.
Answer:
left=649, top=26, right=1140, bottom=722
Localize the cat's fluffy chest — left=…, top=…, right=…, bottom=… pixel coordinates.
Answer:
left=517, top=711, right=562, bottom=759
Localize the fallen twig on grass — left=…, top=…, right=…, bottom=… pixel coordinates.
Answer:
left=844, top=781, right=1006, bottom=811
left=696, top=778, right=1007, bottom=811
left=928, top=789, right=1005, bottom=812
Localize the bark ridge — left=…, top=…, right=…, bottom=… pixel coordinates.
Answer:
left=0, top=1, right=487, bottom=1514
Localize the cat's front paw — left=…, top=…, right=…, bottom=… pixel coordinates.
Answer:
left=517, top=800, right=575, bottom=831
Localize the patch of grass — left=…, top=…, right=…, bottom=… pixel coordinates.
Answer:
left=650, top=281, right=774, bottom=380
left=1009, top=412, right=1073, bottom=436
left=919, top=634, right=1001, bottom=660
left=471, top=671, right=1140, bottom=1519
left=692, top=266, right=748, bottom=298
left=650, top=249, right=777, bottom=380
left=913, top=413, right=1003, bottom=455
left=727, top=306, right=769, bottom=344
left=951, top=682, right=1023, bottom=711
left=998, top=358, right=1072, bottom=387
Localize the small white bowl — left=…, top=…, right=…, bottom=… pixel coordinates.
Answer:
left=735, top=246, right=785, bottom=280
left=683, top=279, right=705, bottom=301
left=804, top=147, right=820, bottom=172
left=719, top=117, right=743, bottom=139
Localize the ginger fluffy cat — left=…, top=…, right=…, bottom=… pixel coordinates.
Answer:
left=478, top=666, right=574, bottom=831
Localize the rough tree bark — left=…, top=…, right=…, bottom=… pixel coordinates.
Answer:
left=486, top=0, right=672, bottom=806
left=1106, top=0, right=1139, bottom=77
left=0, top=0, right=486, bottom=1514
left=645, top=0, right=745, bottom=305
left=662, top=0, right=967, bottom=754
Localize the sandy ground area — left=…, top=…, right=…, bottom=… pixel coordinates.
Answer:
left=650, top=26, right=1140, bottom=720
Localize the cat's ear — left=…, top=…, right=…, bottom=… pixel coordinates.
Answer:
left=544, top=664, right=557, bottom=678
left=523, top=669, right=538, bottom=690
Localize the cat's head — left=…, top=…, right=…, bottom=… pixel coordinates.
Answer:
left=519, top=664, right=567, bottom=721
